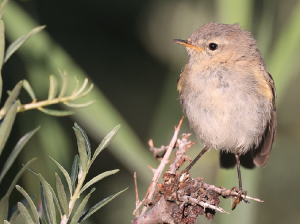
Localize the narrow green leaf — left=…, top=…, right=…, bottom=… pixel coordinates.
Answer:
left=37, top=107, right=74, bottom=116
left=70, top=154, right=79, bottom=194
left=0, top=20, right=4, bottom=68
left=48, top=75, right=58, bottom=100
left=0, top=72, right=2, bottom=105
left=17, top=202, right=34, bottom=224
left=0, top=0, right=9, bottom=20
left=40, top=183, right=52, bottom=224
left=73, top=124, right=88, bottom=172
left=70, top=188, right=95, bottom=224
left=79, top=187, right=128, bottom=222
left=15, top=185, right=39, bottom=224
left=23, top=165, right=38, bottom=175
left=58, top=69, right=68, bottom=99
left=0, top=195, right=9, bottom=224
left=77, top=83, right=94, bottom=98
left=6, top=158, right=37, bottom=196
left=0, top=20, right=4, bottom=103
left=55, top=173, right=69, bottom=216
left=0, top=101, right=19, bottom=158
left=47, top=182, right=62, bottom=217
left=22, top=80, right=36, bottom=101
left=8, top=195, right=35, bottom=224
left=72, top=78, right=88, bottom=97
left=38, top=174, right=56, bottom=224
left=49, top=157, right=72, bottom=196
left=80, top=170, right=119, bottom=194
left=74, top=123, right=91, bottom=160
left=9, top=210, right=20, bottom=224
left=0, top=126, right=40, bottom=184
left=90, top=125, right=121, bottom=167
left=0, top=81, right=22, bottom=119
left=71, top=76, right=80, bottom=95
left=63, top=100, right=95, bottom=108
left=4, top=25, right=45, bottom=63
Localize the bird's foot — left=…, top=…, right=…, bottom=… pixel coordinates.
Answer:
left=230, top=186, right=249, bottom=210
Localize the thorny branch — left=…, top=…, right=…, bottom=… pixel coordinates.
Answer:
left=132, top=118, right=263, bottom=224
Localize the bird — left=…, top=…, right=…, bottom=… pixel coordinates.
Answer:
left=173, top=23, right=276, bottom=208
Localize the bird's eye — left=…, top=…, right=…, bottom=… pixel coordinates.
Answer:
left=209, top=43, right=218, bottom=51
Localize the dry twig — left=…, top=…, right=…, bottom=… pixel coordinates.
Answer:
left=132, top=118, right=263, bottom=224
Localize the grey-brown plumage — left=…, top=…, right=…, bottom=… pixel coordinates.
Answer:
left=174, top=23, right=276, bottom=170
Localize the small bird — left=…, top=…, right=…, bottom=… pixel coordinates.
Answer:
left=173, top=23, right=276, bottom=206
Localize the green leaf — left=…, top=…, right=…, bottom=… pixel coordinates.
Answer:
left=90, top=125, right=120, bottom=167
left=71, top=76, right=80, bottom=95
left=22, top=80, right=36, bottom=101
left=0, top=20, right=4, bottom=103
left=4, top=25, right=45, bottom=63
left=79, top=187, right=128, bottom=222
left=37, top=107, right=75, bottom=116
left=63, top=100, right=95, bottom=108
left=57, top=69, right=68, bottom=99
left=15, top=185, right=39, bottom=224
left=55, top=173, right=69, bottom=216
left=70, top=188, right=95, bottom=224
left=0, top=81, right=22, bottom=119
left=9, top=196, right=35, bottom=224
left=49, top=157, right=72, bottom=196
left=0, top=195, right=9, bottom=224
left=0, top=100, right=19, bottom=158
left=73, top=124, right=88, bottom=172
left=0, top=126, right=40, bottom=184
left=38, top=174, right=56, bottom=224
left=77, top=83, right=94, bottom=98
left=72, top=78, right=88, bottom=97
left=47, top=182, right=62, bottom=217
left=70, top=154, right=79, bottom=194
left=74, top=123, right=91, bottom=160
left=8, top=208, right=19, bottom=224
left=17, top=202, right=34, bottom=224
left=40, top=183, right=52, bottom=224
left=6, top=158, right=37, bottom=196
left=80, top=170, right=119, bottom=194
left=48, top=75, right=58, bottom=100
left=0, top=0, right=9, bottom=20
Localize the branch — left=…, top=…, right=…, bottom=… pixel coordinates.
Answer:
left=132, top=118, right=264, bottom=224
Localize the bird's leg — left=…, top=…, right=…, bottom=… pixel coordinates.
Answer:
left=181, top=146, right=209, bottom=174
left=231, top=153, right=249, bottom=210
left=235, top=153, right=243, bottom=191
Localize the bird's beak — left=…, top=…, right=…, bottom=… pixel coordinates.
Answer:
left=172, top=39, right=203, bottom=51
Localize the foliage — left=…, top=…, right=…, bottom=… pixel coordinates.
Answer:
left=0, top=1, right=126, bottom=224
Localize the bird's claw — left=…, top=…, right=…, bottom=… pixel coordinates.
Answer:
left=230, top=187, right=249, bottom=210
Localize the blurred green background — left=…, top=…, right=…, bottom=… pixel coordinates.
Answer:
left=1, top=0, right=300, bottom=223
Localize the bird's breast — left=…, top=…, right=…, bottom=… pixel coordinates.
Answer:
left=179, top=66, right=272, bottom=153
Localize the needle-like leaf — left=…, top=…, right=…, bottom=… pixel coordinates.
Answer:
left=22, top=80, right=36, bottom=101
left=80, top=170, right=119, bottom=194
left=79, top=188, right=128, bottom=222
left=0, top=101, right=20, bottom=158
left=4, top=25, right=45, bottom=63
left=17, top=202, right=34, bottom=224
left=55, top=173, right=69, bottom=216
left=90, top=125, right=121, bottom=167
left=0, top=126, right=40, bottom=184
left=15, top=186, right=39, bottom=224
left=49, top=157, right=72, bottom=196
left=48, top=75, right=58, bottom=100
left=70, top=188, right=95, bottom=224
left=37, top=107, right=74, bottom=116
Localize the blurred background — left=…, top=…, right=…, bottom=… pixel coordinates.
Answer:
left=0, top=0, right=300, bottom=223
